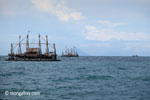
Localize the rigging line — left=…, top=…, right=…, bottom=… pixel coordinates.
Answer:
left=20, top=43, right=53, bottom=45
left=48, top=44, right=54, bottom=48
left=11, top=43, right=54, bottom=50
left=12, top=43, right=53, bottom=44
left=11, top=40, right=54, bottom=51
left=41, top=36, right=46, bottom=41
left=20, top=36, right=26, bottom=43
left=11, top=36, right=26, bottom=50
left=12, top=44, right=18, bottom=51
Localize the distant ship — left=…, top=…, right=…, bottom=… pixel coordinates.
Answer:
left=61, top=47, right=79, bottom=57
left=7, top=34, right=59, bottom=61
left=132, top=55, right=138, bottom=57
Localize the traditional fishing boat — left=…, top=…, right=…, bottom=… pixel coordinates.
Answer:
left=61, top=47, right=79, bottom=57
left=7, top=34, right=60, bottom=61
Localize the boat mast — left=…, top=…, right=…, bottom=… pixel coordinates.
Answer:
left=53, top=43, right=56, bottom=55
left=74, top=47, right=78, bottom=55
left=53, top=43, right=56, bottom=60
left=68, top=48, right=70, bottom=55
left=26, top=34, right=29, bottom=52
left=10, top=43, right=14, bottom=55
left=45, top=35, right=49, bottom=55
left=38, top=34, right=42, bottom=55
left=73, top=47, right=75, bottom=55
left=18, top=35, right=22, bottom=54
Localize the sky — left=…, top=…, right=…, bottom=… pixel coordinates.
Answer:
left=0, top=0, right=150, bottom=56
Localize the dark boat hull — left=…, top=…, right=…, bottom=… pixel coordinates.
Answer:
left=7, top=54, right=60, bottom=61
left=61, top=55, right=79, bottom=57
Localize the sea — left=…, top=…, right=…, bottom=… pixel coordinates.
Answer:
left=0, top=56, right=150, bottom=100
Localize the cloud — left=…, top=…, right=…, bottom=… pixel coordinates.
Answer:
left=98, top=20, right=128, bottom=27
left=31, top=0, right=85, bottom=21
left=79, top=43, right=110, bottom=48
left=0, top=0, right=31, bottom=16
left=84, top=25, right=150, bottom=41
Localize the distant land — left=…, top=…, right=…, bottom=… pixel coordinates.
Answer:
left=76, top=48, right=90, bottom=56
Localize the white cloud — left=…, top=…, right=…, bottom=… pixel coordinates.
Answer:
left=31, top=0, right=85, bottom=21
left=98, top=20, right=128, bottom=27
left=0, top=0, right=31, bottom=16
left=84, top=25, right=150, bottom=41
left=79, top=43, right=110, bottom=48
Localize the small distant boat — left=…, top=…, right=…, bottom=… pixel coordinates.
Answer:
left=132, top=55, right=138, bottom=57
left=61, top=47, right=79, bottom=57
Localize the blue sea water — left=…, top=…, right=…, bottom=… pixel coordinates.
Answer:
left=0, top=56, right=150, bottom=100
